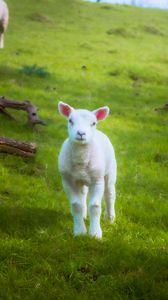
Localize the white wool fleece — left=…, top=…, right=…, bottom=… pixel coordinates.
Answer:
left=58, top=102, right=117, bottom=239
left=0, top=0, right=9, bottom=48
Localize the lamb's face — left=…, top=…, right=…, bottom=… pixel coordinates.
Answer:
left=58, top=102, right=110, bottom=145
left=68, top=109, right=97, bottom=144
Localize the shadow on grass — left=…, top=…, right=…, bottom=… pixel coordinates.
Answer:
left=0, top=205, right=68, bottom=239
left=0, top=65, right=55, bottom=90
left=0, top=65, right=19, bottom=81
left=0, top=205, right=167, bottom=299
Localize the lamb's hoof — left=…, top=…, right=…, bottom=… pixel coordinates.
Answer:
left=104, top=212, right=115, bottom=224
left=89, top=227, right=102, bottom=239
left=108, top=215, right=115, bottom=224
left=74, top=225, right=87, bottom=236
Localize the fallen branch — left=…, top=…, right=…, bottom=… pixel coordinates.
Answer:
left=0, top=96, right=46, bottom=126
left=0, top=137, right=37, bottom=157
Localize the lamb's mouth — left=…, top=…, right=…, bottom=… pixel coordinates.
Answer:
left=76, top=137, right=86, bottom=142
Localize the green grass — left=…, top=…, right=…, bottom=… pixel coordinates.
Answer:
left=0, top=0, right=168, bottom=299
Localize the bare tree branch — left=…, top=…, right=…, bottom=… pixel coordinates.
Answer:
left=0, top=96, right=46, bottom=126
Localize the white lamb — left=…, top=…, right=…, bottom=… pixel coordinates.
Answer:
left=0, top=0, right=9, bottom=48
left=58, top=102, right=117, bottom=239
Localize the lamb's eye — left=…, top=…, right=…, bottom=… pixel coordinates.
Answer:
left=91, top=122, right=96, bottom=127
left=69, top=119, right=74, bottom=125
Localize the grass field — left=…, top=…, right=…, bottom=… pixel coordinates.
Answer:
left=0, top=0, right=168, bottom=299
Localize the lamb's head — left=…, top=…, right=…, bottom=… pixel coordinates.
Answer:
left=58, top=101, right=109, bottom=144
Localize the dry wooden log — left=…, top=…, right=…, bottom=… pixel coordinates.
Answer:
left=0, top=137, right=37, bottom=157
left=0, top=96, right=46, bottom=126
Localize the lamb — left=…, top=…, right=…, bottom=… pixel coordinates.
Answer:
left=0, top=0, right=9, bottom=48
left=58, top=102, right=117, bottom=239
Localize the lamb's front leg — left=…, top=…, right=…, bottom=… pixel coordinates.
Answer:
left=89, top=179, right=104, bottom=239
left=62, top=178, right=87, bottom=236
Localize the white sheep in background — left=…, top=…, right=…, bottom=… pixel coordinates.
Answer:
left=0, top=0, right=9, bottom=48
left=58, top=102, right=117, bottom=239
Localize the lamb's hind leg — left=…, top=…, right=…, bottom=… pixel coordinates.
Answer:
left=83, top=186, right=88, bottom=219
left=0, top=33, right=4, bottom=48
left=104, top=175, right=116, bottom=223
left=62, top=178, right=87, bottom=236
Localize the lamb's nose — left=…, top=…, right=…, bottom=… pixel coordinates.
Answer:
left=77, top=131, right=86, bottom=137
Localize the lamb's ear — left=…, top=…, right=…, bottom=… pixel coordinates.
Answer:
left=58, top=101, right=74, bottom=118
left=93, top=106, right=110, bottom=121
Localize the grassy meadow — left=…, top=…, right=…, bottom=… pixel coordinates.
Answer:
left=0, top=0, right=168, bottom=298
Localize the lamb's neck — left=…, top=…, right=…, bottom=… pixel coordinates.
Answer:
left=69, top=141, right=91, bottom=165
